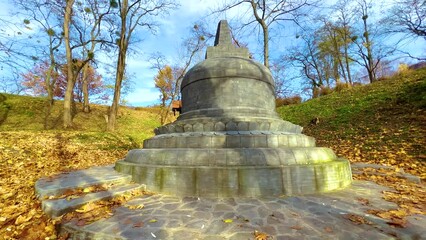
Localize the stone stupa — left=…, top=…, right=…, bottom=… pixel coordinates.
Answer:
left=115, top=20, right=352, bottom=197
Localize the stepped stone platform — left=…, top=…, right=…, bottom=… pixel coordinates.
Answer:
left=115, top=20, right=352, bottom=197
left=35, top=165, right=425, bottom=240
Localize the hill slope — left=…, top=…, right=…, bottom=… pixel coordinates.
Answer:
left=278, top=67, right=426, bottom=179
left=0, top=94, right=161, bottom=146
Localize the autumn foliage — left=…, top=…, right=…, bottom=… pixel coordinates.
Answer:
left=21, top=60, right=105, bottom=101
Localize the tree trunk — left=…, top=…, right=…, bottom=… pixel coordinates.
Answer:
left=82, top=63, right=90, bottom=113
left=63, top=0, right=75, bottom=128
left=107, top=0, right=128, bottom=131
left=262, top=24, right=269, bottom=69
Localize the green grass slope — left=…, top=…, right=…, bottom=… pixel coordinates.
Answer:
left=278, top=67, right=426, bottom=179
left=0, top=93, right=161, bottom=148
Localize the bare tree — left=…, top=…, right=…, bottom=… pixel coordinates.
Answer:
left=72, top=0, right=113, bottom=113
left=381, top=0, right=426, bottom=40
left=286, top=31, right=329, bottom=97
left=214, top=0, right=314, bottom=68
left=106, top=0, right=177, bottom=131
left=151, top=23, right=212, bottom=125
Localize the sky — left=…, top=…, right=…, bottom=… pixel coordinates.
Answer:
left=1, top=0, right=425, bottom=106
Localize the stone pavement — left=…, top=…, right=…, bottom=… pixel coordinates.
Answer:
left=34, top=167, right=423, bottom=240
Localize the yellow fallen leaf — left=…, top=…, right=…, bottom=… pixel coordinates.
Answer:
left=125, top=204, right=144, bottom=210
left=15, top=214, right=33, bottom=225
left=223, top=219, right=233, bottom=223
left=148, top=219, right=157, bottom=223
left=83, top=187, right=92, bottom=193
left=7, top=160, right=13, bottom=164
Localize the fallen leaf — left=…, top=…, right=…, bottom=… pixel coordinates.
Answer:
left=15, top=214, right=33, bottom=225
left=223, top=219, right=233, bottom=223
left=324, top=226, right=333, bottom=233
left=133, top=222, right=144, bottom=228
left=148, top=219, right=157, bottom=223
left=254, top=230, right=270, bottom=240
left=290, top=225, right=302, bottom=230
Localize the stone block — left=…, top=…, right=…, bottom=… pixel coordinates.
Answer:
left=186, top=137, right=200, bottom=148
left=288, top=136, right=299, bottom=147
left=259, top=122, right=270, bottom=131
left=245, top=149, right=267, bottom=165
left=204, top=122, right=215, bottom=131
left=196, top=168, right=219, bottom=197
left=199, top=136, right=212, bottom=148
left=238, top=168, right=283, bottom=197
left=192, top=150, right=211, bottom=166
left=249, top=122, right=259, bottom=131
left=254, top=135, right=267, bottom=148
left=193, top=122, right=204, bottom=132
left=184, top=124, right=193, bottom=132
left=176, top=137, right=187, bottom=148
left=240, top=135, right=255, bottom=148
left=267, top=135, right=279, bottom=148
left=292, top=149, right=309, bottom=164
left=178, top=150, right=196, bottom=165
left=278, top=149, right=296, bottom=165
left=237, top=122, right=249, bottom=131
left=226, top=136, right=241, bottom=148
left=212, top=149, right=227, bottom=166
left=215, top=122, right=225, bottom=131
left=278, top=135, right=288, bottom=147
left=217, top=168, right=239, bottom=197
left=226, top=149, right=243, bottom=165
left=174, top=124, right=184, bottom=133
left=211, top=135, right=226, bottom=148
left=226, top=121, right=238, bottom=131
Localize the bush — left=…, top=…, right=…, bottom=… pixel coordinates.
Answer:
left=335, top=82, right=352, bottom=92
left=276, top=95, right=302, bottom=107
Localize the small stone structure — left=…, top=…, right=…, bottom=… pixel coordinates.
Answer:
left=115, top=20, right=352, bottom=197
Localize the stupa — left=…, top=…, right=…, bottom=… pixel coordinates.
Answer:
left=115, top=20, right=352, bottom=197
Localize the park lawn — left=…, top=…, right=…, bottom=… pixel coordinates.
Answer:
left=0, top=67, right=425, bottom=239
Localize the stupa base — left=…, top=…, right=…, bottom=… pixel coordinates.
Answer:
left=115, top=158, right=352, bottom=197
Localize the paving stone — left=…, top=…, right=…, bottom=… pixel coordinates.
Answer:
left=39, top=166, right=424, bottom=240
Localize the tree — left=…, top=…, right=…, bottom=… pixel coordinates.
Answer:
left=151, top=23, right=211, bottom=125
left=154, top=65, right=173, bottom=123
left=13, top=0, right=64, bottom=106
left=72, top=0, right=113, bottom=113
left=381, top=0, right=426, bottom=40
left=215, top=0, right=314, bottom=68
left=63, top=0, right=77, bottom=128
left=317, top=20, right=354, bottom=84
left=286, top=31, right=329, bottom=97
left=106, top=0, right=177, bottom=131
left=21, top=61, right=63, bottom=97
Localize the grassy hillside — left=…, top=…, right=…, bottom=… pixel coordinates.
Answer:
left=278, top=67, right=426, bottom=179
left=0, top=94, right=161, bottom=147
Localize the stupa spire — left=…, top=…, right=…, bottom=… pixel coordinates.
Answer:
left=205, top=20, right=249, bottom=59
left=214, top=20, right=232, bottom=46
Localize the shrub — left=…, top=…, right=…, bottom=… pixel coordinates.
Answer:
left=334, top=82, right=352, bottom=92
left=276, top=95, right=302, bottom=107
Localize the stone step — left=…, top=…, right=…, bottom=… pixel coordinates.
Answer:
left=35, top=165, right=132, bottom=199
left=42, top=183, right=145, bottom=218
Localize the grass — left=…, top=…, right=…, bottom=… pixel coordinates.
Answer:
left=278, top=67, right=426, bottom=178
left=0, top=94, right=161, bottom=147
left=278, top=68, right=426, bottom=127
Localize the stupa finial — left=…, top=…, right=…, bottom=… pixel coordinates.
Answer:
left=214, top=20, right=232, bottom=46
left=205, top=20, right=249, bottom=59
